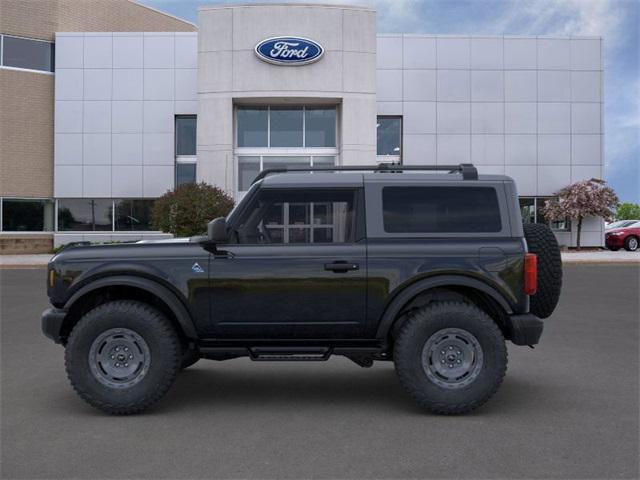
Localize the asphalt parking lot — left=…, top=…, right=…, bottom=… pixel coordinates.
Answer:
left=1, top=265, right=638, bottom=479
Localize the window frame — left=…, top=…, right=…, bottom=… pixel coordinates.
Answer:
left=0, top=34, right=55, bottom=75
left=376, top=115, right=403, bottom=164
left=519, top=197, right=572, bottom=232
left=235, top=105, right=338, bottom=149
left=175, top=115, right=197, bottom=186
left=229, top=187, right=360, bottom=246
left=364, top=181, right=511, bottom=239
left=0, top=197, right=55, bottom=232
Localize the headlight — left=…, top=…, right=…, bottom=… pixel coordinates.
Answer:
left=608, top=231, right=624, bottom=236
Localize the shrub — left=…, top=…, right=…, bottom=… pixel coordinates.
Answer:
left=151, top=183, right=235, bottom=237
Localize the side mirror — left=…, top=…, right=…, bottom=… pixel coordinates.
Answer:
left=207, top=217, right=228, bottom=243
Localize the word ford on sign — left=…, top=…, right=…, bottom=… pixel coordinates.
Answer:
left=255, top=36, right=324, bottom=65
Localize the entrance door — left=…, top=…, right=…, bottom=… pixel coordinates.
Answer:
left=203, top=187, right=367, bottom=339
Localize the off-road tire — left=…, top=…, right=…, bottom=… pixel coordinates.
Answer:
left=65, top=300, right=181, bottom=415
left=624, top=236, right=638, bottom=252
left=394, top=302, right=507, bottom=415
left=181, top=348, right=200, bottom=369
left=523, top=223, right=562, bottom=318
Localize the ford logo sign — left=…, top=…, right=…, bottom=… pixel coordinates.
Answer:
left=255, top=37, right=324, bottom=66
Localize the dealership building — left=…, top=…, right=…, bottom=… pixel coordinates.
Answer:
left=0, top=1, right=604, bottom=251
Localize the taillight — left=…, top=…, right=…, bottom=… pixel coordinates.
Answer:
left=524, top=253, right=537, bottom=295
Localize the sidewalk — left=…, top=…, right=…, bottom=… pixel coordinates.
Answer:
left=1, top=251, right=639, bottom=268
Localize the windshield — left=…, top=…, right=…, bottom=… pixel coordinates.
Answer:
left=607, top=220, right=636, bottom=229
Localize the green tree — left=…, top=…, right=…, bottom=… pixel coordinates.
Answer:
left=615, top=202, right=640, bottom=220
left=151, top=182, right=235, bottom=237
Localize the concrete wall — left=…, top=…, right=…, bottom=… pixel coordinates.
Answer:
left=197, top=4, right=377, bottom=193
left=53, top=32, right=198, bottom=198
left=377, top=35, right=604, bottom=246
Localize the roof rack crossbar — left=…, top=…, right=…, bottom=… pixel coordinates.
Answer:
left=251, top=163, right=478, bottom=184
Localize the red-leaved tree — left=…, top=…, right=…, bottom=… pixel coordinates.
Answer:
left=543, top=178, right=619, bottom=250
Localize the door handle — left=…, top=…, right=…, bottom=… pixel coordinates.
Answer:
left=324, top=261, right=359, bottom=273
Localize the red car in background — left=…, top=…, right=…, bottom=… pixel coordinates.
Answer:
left=605, top=221, right=640, bottom=251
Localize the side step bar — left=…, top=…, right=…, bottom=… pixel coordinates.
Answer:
left=249, top=347, right=332, bottom=362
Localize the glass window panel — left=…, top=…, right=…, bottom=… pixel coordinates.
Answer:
left=270, top=107, right=303, bottom=147
left=176, top=163, right=196, bottom=186
left=238, top=156, right=260, bottom=191
left=235, top=189, right=354, bottom=245
left=175, top=116, right=196, bottom=155
left=519, top=198, right=536, bottom=224
left=263, top=203, right=284, bottom=225
left=114, top=199, right=155, bottom=231
left=237, top=107, right=268, bottom=147
left=312, top=156, right=336, bottom=167
left=289, top=227, right=310, bottom=244
left=262, top=156, right=310, bottom=171
left=2, top=36, right=54, bottom=72
left=289, top=203, right=310, bottom=225
left=2, top=199, right=53, bottom=231
left=265, top=227, right=284, bottom=243
left=57, top=199, right=113, bottom=231
left=313, top=227, right=333, bottom=243
left=313, top=203, right=332, bottom=225
left=305, top=107, right=336, bottom=147
left=377, top=117, right=402, bottom=156
left=382, top=187, right=502, bottom=233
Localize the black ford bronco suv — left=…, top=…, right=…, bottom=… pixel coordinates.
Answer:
left=42, top=164, right=562, bottom=415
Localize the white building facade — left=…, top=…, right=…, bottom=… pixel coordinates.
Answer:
left=51, top=3, right=604, bottom=247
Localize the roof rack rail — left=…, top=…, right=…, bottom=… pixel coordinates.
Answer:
left=251, top=163, right=478, bottom=184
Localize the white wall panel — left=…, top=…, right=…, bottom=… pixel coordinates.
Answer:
left=571, top=71, right=601, bottom=102
left=112, top=166, right=143, bottom=197
left=505, top=71, right=537, bottom=102
left=538, top=71, right=570, bottom=101
left=83, top=101, right=111, bottom=133
left=403, top=70, right=436, bottom=101
left=84, top=69, right=112, bottom=101
left=84, top=35, right=112, bottom=68
left=437, top=70, right=470, bottom=101
left=83, top=133, right=111, bottom=165
left=143, top=35, right=174, bottom=68
left=377, top=36, right=403, bottom=69
left=571, top=39, right=602, bottom=70
left=143, top=165, right=174, bottom=197
left=55, top=35, right=84, bottom=68
left=113, top=35, right=143, bottom=68
left=538, top=165, right=570, bottom=195
left=437, top=135, right=470, bottom=163
left=537, top=39, right=570, bottom=69
left=470, top=38, right=503, bottom=69
left=54, top=165, right=83, bottom=197
left=55, top=134, right=83, bottom=165
left=471, top=70, right=503, bottom=101
left=538, top=135, right=570, bottom=165
left=403, top=102, right=436, bottom=134
left=403, top=135, right=436, bottom=164
left=505, top=135, right=536, bottom=165
left=572, top=103, right=601, bottom=134
left=504, top=38, right=536, bottom=69
left=437, top=103, right=470, bottom=134
left=436, top=38, right=470, bottom=69
left=55, top=101, right=83, bottom=133
left=571, top=135, right=602, bottom=165
left=112, top=101, right=143, bottom=133
left=505, top=103, right=536, bottom=134
left=471, top=135, right=504, bottom=165
left=144, top=69, right=174, bottom=100
left=402, top=36, right=436, bottom=69
left=83, top=165, right=111, bottom=196
left=143, top=133, right=174, bottom=165
left=538, top=103, right=570, bottom=134
left=112, top=69, right=143, bottom=100
left=112, top=134, right=143, bottom=165
left=471, top=103, right=503, bottom=134
left=55, top=69, right=83, bottom=100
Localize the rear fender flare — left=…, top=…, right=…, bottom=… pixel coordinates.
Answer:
left=375, top=275, right=513, bottom=339
left=64, top=275, right=198, bottom=339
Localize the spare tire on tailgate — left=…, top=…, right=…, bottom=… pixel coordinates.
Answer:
left=523, top=223, right=562, bottom=318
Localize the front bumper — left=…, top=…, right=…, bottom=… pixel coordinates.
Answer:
left=41, top=308, right=67, bottom=344
left=507, top=313, right=543, bottom=346
left=605, top=235, right=624, bottom=249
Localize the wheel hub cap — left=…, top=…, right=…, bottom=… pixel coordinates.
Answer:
left=422, top=328, right=484, bottom=389
left=88, top=328, right=151, bottom=389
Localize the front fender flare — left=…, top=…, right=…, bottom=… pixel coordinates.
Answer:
left=64, top=275, right=198, bottom=339
left=375, top=275, right=513, bottom=339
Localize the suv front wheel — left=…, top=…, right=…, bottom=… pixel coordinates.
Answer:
left=65, top=300, right=181, bottom=414
left=394, top=301, right=507, bottom=415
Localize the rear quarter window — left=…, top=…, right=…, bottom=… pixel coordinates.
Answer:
left=382, top=186, right=502, bottom=233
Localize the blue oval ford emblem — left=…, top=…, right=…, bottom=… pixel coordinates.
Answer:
left=255, top=37, right=324, bottom=66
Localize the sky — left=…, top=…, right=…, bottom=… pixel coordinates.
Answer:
left=140, top=0, right=639, bottom=203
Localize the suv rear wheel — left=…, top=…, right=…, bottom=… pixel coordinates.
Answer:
left=65, top=300, right=181, bottom=415
left=394, top=301, right=507, bottom=415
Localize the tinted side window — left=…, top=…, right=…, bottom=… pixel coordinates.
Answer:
left=382, top=187, right=502, bottom=233
left=235, top=189, right=355, bottom=244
